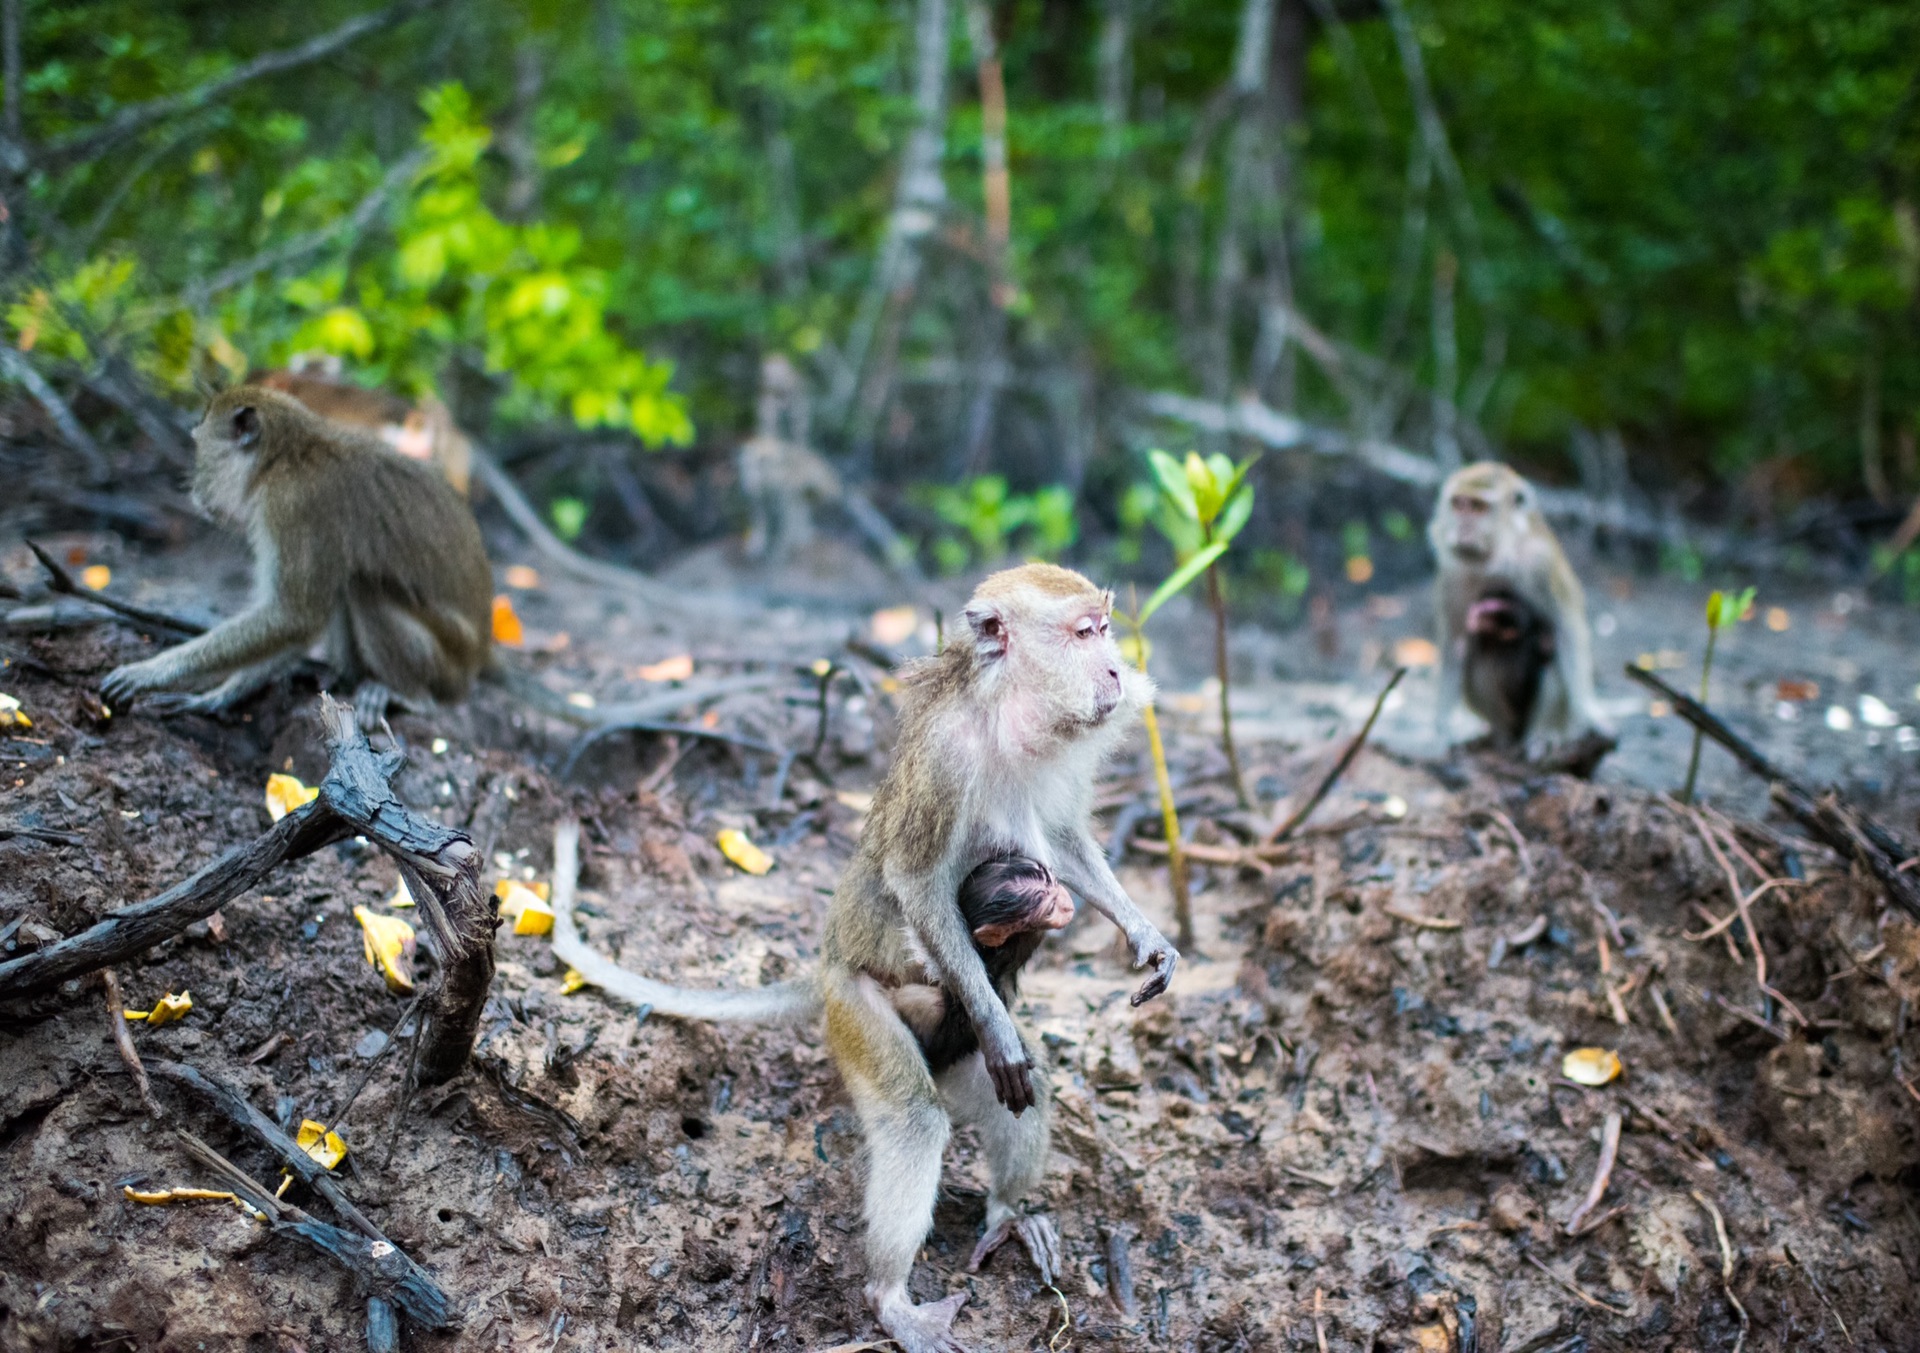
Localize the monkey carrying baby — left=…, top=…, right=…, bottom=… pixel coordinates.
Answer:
left=102, top=385, right=493, bottom=724
left=550, top=562, right=1178, bottom=1353
left=1429, top=461, right=1615, bottom=774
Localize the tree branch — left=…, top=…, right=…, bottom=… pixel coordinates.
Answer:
left=40, top=1, right=442, bottom=170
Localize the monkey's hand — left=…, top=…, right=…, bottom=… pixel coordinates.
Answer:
left=979, top=1020, right=1036, bottom=1116
left=101, top=655, right=181, bottom=708
left=1126, top=925, right=1179, bottom=1007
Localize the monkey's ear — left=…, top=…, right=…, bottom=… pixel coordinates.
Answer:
left=964, top=603, right=1009, bottom=660
left=230, top=405, right=262, bottom=450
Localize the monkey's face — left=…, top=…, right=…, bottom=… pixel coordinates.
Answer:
left=971, top=877, right=1075, bottom=948
left=190, top=398, right=266, bottom=527
left=1431, top=464, right=1528, bottom=567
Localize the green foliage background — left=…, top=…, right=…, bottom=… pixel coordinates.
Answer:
left=8, top=0, right=1919, bottom=508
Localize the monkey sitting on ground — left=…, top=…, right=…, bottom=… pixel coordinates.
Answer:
left=101, top=386, right=492, bottom=724
left=886, top=854, right=1075, bottom=1075
left=255, top=365, right=473, bottom=497
left=548, top=563, right=1178, bottom=1353
left=1429, top=461, right=1615, bottom=773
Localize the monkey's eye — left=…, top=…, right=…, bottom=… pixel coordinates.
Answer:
left=1074, top=617, right=1102, bottom=639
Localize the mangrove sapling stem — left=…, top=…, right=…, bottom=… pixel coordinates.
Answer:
left=1680, top=623, right=1718, bottom=805
left=1206, top=560, right=1251, bottom=809
left=1140, top=700, right=1193, bottom=951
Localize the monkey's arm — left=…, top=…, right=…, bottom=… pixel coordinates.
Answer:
left=1048, top=827, right=1178, bottom=1006
left=887, top=856, right=1038, bottom=1114
left=102, top=601, right=324, bottom=705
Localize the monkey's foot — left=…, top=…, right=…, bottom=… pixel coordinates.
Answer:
left=867, top=1287, right=967, bottom=1353
left=967, top=1211, right=1061, bottom=1286
left=353, top=681, right=394, bottom=732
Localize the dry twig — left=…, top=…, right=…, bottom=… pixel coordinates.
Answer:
left=1691, top=1190, right=1749, bottom=1353
left=100, top=967, right=161, bottom=1118
left=1522, top=1252, right=1633, bottom=1316
left=1565, top=1110, right=1622, bottom=1233
left=1264, top=667, right=1406, bottom=844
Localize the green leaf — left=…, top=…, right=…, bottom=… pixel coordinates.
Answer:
left=1185, top=451, right=1223, bottom=524
left=1216, top=453, right=1261, bottom=509
left=1148, top=450, right=1197, bottom=521
left=1215, top=484, right=1254, bottom=545
left=1138, top=540, right=1228, bottom=626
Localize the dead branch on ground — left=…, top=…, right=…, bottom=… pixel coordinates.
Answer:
left=27, top=540, right=207, bottom=636
left=1265, top=667, right=1406, bottom=844
left=0, top=696, right=495, bottom=1085
left=1626, top=664, right=1920, bottom=922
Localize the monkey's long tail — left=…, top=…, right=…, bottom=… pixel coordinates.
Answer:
left=548, top=819, right=822, bottom=1025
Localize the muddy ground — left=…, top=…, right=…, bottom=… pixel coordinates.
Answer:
left=3, top=523, right=1920, bottom=1353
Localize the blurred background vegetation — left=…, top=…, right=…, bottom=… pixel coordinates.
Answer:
left=6, top=0, right=1918, bottom=600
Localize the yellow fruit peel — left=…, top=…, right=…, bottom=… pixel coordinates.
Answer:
left=716, top=828, right=773, bottom=875
left=0, top=692, right=30, bottom=728
left=352, top=906, right=416, bottom=994
left=1562, top=1047, right=1623, bottom=1087
left=295, top=1119, right=348, bottom=1170
left=123, top=1185, right=266, bottom=1220
left=387, top=878, right=416, bottom=909
left=561, top=968, right=589, bottom=994
left=264, top=773, right=318, bottom=822
left=125, top=990, right=193, bottom=1027
left=495, top=879, right=554, bottom=935
left=81, top=564, right=111, bottom=590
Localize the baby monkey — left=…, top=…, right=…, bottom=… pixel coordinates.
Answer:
left=1430, top=461, right=1614, bottom=773
left=102, top=386, right=492, bottom=721
left=888, top=854, right=1075, bottom=1075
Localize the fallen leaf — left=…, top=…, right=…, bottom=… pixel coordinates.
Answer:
left=430, top=737, right=449, bottom=754
left=491, top=594, right=525, bottom=646
left=1563, top=1047, right=1623, bottom=1086
left=125, top=990, right=193, bottom=1027
left=1827, top=705, right=1854, bottom=731
left=503, top=564, right=541, bottom=589
left=1860, top=694, right=1899, bottom=728
left=81, top=564, right=111, bottom=590
left=264, top=773, right=317, bottom=822
left=352, top=906, right=416, bottom=993
left=871, top=605, right=918, bottom=647
left=295, top=1119, right=348, bottom=1170
left=637, top=653, right=694, bottom=682
left=700, top=710, right=720, bottom=728
left=810, top=658, right=833, bottom=677
left=566, top=691, right=597, bottom=709
left=1776, top=679, right=1819, bottom=702
left=1380, top=794, right=1409, bottom=819
left=560, top=968, right=589, bottom=994
left=0, top=692, right=29, bottom=728
left=717, top=828, right=773, bottom=875
left=1393, top=636, right=1440, bottom=667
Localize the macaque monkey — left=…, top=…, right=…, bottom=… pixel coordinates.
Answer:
left=255, top=366, right=473, bottom=497
left=887, top=854, right=1076, bottom=1075
left=549, top=564, right=1177, bottom=1353
left=101, top=386, right=492, bottom=722
left=1430, top=462, right=1613, bottom=767
left=737, top=353, right=912, bottom=571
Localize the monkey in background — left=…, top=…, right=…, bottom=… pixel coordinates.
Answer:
left=1429, top=461, right=1614, bottom=771
left=255, top=364, right=473, bottom=497
left=549, top=563, right=1177, bottom=1353
left=102, top=386, right=492, bottom=723
left=736, top=353, right=914, bottom=572
left=887, top=854, right=1076, bottom=1075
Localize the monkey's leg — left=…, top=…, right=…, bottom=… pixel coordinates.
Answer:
left=940, top=1047, right=1061, bottom=1285
left=825, top=972, right=967, bottom=1353
left=144, top=653, right=304, bottom=715
left=339, top=598, right=445, bottom=709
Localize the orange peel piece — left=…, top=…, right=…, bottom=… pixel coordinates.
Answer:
left=295, top=1119, right=348, bottom=1170
left=264, top=773, right=318, bottom=822
left=716, top=828, right=773, bottom=876
left=503, top=564, right=541, bottom=590
left=491, top=594, right=525, bottom=647
left=560, top=968, right=589, bottom=994
left=636, top=653, right=694, bottom=682
left=0, top=692, right=30, bottom=728
left=81, top=564, right=111, bottom=590
left=1562, top=1047, right=1623, bottom=1086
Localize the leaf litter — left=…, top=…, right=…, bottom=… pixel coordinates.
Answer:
left=0, top=543, right=1917, bottom=1351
